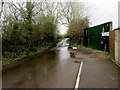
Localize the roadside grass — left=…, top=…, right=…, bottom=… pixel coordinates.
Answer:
left=58, top=38, right=65, bottom=42
left=68, top=43, right=77, bottom=48
left=2, top=43, right=55, bottom=67
left=77, top=45, right=108, bottom=54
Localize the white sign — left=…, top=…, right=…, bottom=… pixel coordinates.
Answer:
left=102, top=32, right=109, bottom=36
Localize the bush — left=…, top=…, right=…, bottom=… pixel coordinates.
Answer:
left=67, top=17, right=89, bottom=46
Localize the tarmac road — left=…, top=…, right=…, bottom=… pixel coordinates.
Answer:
left=2, top=38, right=119, bottom=89
left=2, top=38, right=79, bottom=88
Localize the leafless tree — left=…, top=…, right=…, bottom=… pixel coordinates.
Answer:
left=59, top=2, right=85, bottom=26
left=0, top=0, right=4, bottom=19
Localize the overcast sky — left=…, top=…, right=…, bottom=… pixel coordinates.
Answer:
left=59, top=0, right=119, bottom=34
left=1, top=0, right=119, bottom=34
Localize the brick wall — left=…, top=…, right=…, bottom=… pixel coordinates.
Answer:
left=109, top=30, right=115, bottom=58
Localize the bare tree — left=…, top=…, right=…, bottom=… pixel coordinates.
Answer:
left=59, top=2, right=85, bottom=26
left=0, top=0, right=4, bottom=19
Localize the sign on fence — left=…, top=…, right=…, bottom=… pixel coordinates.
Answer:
left=102, top=32, right=109, bottom=36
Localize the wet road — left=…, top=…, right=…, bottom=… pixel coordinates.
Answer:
left=2, top=38, right=79, bottom=88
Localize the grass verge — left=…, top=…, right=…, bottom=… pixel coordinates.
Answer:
left=2, top=43, right=55, bottom=67
left=77, top=45, right=108, bottom=54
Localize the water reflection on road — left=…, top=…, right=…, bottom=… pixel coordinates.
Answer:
left=3, top=38, right=79, bottom=88
left=57, top=38, right=70, bottom=60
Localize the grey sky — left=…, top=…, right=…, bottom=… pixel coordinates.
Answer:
left=59, top=0, right=119, bottom=34
left=1, top=0, right=119, bottom=34
left=118, top=1, right=120, bottom=28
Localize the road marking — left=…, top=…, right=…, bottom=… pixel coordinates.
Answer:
left=74, top=61, right=84, bottom=90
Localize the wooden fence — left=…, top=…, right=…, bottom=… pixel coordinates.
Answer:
left=109, top=30, right=115, bottom=58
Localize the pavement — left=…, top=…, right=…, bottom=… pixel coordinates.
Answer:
left=70, top=49, right=119, bottom=89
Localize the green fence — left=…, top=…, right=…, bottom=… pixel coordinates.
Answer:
left=84, top=22, right=112, bottom=51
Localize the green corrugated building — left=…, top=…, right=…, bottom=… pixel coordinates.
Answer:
left=84, top=22, right=112, bottom=52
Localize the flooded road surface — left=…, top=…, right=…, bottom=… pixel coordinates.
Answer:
left=3, top=38, right=79, bottom=88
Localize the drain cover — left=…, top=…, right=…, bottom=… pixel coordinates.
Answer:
left=74, top=60, right=81, bottom=63
left=70, top=52, right=76, bottom=58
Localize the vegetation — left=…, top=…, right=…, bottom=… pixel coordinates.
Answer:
left=64, top=2, right=90, bottom=46
left=77, top=45, right=108, bottom=54
left=2, top=2, right=58, bottom=65
left=68, top=17, right=89, bottom=46
left=1, top=1, right=90, bottom=66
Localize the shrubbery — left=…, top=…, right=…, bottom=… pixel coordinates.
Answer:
left=67, top=17, right=89, bottom=46
left=2, top=2, right=57, bottom=64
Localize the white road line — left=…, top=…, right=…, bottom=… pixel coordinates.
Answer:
left=74, top=61, right=84, bottom=90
